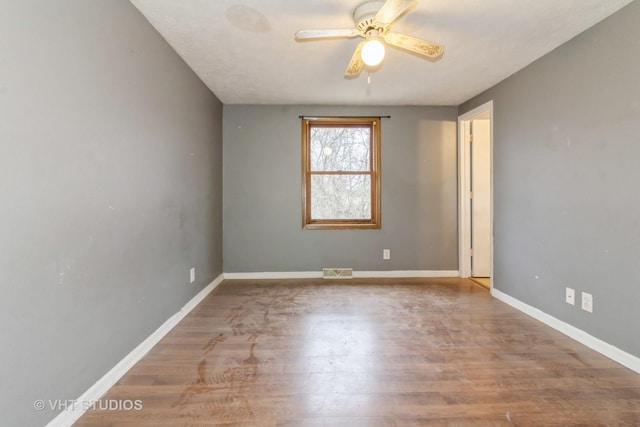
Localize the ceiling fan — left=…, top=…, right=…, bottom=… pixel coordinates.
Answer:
left=295, top=0, right=444, bottom=78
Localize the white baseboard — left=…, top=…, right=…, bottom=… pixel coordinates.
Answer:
left=223, top=270, right=460, bottom=280
left=223, top=271, right=322, bottom=279
left=353, top=270, right=459, bottom=278
left=47, top=274, right=225, bottom=427
left=491, top=288, right=640, bottom=374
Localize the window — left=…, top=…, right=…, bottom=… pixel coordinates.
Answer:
left=302, top=116, right=381, bottom=229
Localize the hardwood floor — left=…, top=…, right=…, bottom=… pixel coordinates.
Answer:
left=74, top=278, right=640, bottom=426
left=470, top=277, right=490, bottom=289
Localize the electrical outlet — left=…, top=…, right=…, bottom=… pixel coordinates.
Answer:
left=190, top=267, right=195, bottom=283
left=581, top=292, right=593, bottom=313
left=565, top=287, right=575, bottom=305
left=383, top=249, right=390, bottom=260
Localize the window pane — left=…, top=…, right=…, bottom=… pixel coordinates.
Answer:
left=310, top=127, right=370, bottom=172
left=310, top=174, right=371, bottom=220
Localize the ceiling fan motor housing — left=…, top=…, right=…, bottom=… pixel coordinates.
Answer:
left=354, top=1, right=386, bottom=34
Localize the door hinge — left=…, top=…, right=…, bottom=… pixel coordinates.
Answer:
left=469, top=191, right=473, bottom=199
left=470, top=248, right=473, bottom=256
left=470, top=134, right=473, bottom=143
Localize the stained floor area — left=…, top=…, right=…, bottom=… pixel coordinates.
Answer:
left=75, top=278, right=640, bottom=426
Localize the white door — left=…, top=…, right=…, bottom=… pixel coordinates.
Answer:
left=471, top=119, right=491, bottom=277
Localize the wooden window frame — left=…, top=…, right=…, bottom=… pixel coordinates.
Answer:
left=301, top=116, right=381, bottom=230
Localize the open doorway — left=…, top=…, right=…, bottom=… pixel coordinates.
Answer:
left=458, top=101, right=493, bottom=289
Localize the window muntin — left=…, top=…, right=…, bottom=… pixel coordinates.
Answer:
left=302, top=117, right=381, bottom=229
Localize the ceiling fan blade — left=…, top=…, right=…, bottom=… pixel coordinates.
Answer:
left=383, top=31, right=444, bottom=58
left=345, top=41, right=366, bottom=78
left=295, top=28, right=358, bottom=40
left=374, top=0, right=417, bottom=26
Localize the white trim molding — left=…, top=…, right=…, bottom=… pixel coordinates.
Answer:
left=223, top=271, right=322, bottom=279
left=46, top=274, right=225, bottom=427
left=492, top=288, right=640, bottom=374
left=353, top=270, right=459, bottom=278
left=458, top=100, right=494, bottom=281
left=224, top=270, right=459, bottom=279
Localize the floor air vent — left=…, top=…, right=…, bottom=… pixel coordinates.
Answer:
left=322, top=268, right=353, bottom=279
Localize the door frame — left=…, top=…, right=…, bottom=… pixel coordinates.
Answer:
left=458, top=100, right=494, bottom=284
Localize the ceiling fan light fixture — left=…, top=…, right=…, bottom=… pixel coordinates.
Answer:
left=361, top=32, right=385, bottom=67
left=294, top=0, right=444, bottom=78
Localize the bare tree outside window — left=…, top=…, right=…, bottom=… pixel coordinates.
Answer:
left=302, top=117, right=381, bottom=229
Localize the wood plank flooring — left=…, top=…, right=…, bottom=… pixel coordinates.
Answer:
left=470, top=277, right=490, bottom=289
left=74, top=278, right=640, bottom=426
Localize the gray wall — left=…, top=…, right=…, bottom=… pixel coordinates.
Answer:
left=223, top=105, right=458, bottom=272
left=0, top=1, right=223, bottom=425
left=460, top=1, right=640, bottom=357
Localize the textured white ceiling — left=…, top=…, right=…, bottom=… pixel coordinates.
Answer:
left=130, top=0, right=633, bottom=106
